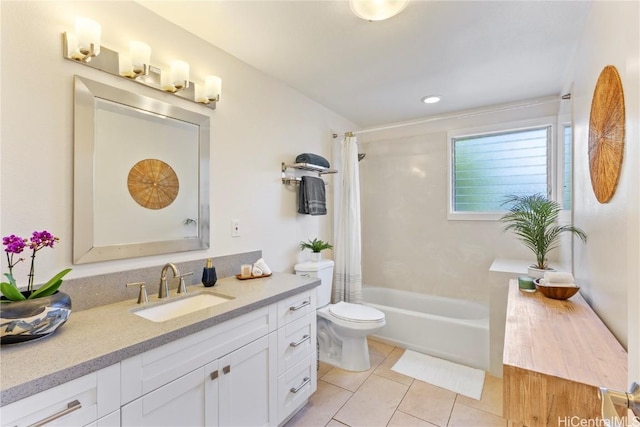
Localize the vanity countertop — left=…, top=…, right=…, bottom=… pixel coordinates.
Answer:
left=0, top=272, right=320, bottom=406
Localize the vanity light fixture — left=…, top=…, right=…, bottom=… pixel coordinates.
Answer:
left=170, top=60, right=190, bottom=91
left=421, top=95, right=441, bottom=104
left=350, top=0, right=409, bottom=21
left=196, top=75, right=222, bottom=104
left=119, top=41, right=151, bottom=78
left=69, top=17, right=101, bottom=61
left=62, top=18, right=220, bottom=110
left=161, top=60, right=190, bottom=93
left=130, top=41, right=151, bottom=76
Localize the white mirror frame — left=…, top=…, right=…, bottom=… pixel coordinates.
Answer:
left=73, top=76, right=210, bottom=264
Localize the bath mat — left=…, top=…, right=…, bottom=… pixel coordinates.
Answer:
left=391, top=350, right=485, bottom=400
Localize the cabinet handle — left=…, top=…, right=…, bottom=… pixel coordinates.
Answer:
left=289, top=300, right=310, bottom=311
left=223, top=365, right=231, bottom=374
left=290, top=377, right=311, bottom=394
left=27, top=399, right=82, bottom=427
left=290, top=334, right=311, bottom=348
left=210, top=370, right=219, bottom=380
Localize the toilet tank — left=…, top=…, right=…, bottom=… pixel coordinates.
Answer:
left=294, top=259, right=335, bottom=307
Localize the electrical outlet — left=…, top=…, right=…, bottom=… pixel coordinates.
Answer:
left=231, top=220, right=240, bottom=237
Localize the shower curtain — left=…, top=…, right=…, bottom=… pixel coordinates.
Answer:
left=332, top=134, right=363, bottom=304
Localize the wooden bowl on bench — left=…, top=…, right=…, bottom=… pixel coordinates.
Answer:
left=534, top=279, right=580, bottom=300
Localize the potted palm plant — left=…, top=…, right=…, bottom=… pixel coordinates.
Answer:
left=500, top=194, right=587, bottom=279
left=299, top=238, right=333, bottom=262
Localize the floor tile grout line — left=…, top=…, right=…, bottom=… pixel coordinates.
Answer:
left=454, top=399, right=505, bottom=419
left=317, top=376, right=358, bottom=395
left=390, top=410, right=441, bottom=427
left=387, top=376, right=414, bottom=427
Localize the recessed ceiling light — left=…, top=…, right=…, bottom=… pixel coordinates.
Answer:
left=421, top=95, right=441, bottom=104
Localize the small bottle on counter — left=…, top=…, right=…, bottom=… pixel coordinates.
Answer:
left=202, top=258, right=217, bottom=287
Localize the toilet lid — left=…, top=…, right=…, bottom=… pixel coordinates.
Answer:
left=329, top=301, right=385, bottom=323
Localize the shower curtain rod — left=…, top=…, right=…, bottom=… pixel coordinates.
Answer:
left=332, top=94, right=563, bottom=139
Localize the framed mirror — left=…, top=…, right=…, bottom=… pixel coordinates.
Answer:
left=73, top=76, right=210, bottom=264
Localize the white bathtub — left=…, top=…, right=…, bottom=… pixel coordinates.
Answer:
left=363, top=286, right=490, bottom=371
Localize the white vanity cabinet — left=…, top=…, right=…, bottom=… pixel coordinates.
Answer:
left=120, top=305, right=278, bottom=426
left=120, top=288, right=316, bottom=427
left=1, top=364, right=120, bottom=427
left=121, top=333, right=278, bottom=427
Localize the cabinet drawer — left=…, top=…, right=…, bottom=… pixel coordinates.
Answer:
left=121, top=304, right=276, bottom=404
left=277, top=290, right=315, bottom=328
left=277, top=313, right=315, bottom=375
left=1, top=364, right=120, bottom=427
left=277, top=353, right=317, bottom=425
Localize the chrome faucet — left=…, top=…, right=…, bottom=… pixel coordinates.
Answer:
left=599, top=382, right=640, bottom=423
left=159, top=263, right=180, bottom=299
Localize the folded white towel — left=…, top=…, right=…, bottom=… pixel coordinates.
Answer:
left=255, top=258, right=272, bottom=275
left=538, top=278, right=577, bottom=288
left=543, top=271, right=574, bottom=284
left=252, top=265, right=263, bottom=276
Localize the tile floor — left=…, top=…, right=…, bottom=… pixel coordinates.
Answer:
left=285, top=339, right=506, bottom=427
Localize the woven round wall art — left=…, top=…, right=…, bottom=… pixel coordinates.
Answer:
left=127, top=159, right=179, bottom=210
left=588, top=65, right=625, bottom=203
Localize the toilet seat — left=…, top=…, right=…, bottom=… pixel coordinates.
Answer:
left=328, top=301, right=385, bottom=323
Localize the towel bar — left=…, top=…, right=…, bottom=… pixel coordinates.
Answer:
left=282, top=176, right=328, bottom=185
left=281, top=162, right=336, bottom=185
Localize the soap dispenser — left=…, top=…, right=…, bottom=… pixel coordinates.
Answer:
left=202, top=258, right=217, bottom=287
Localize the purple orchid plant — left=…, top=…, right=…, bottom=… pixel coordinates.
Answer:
left=0, top=231, right=71, bottom=302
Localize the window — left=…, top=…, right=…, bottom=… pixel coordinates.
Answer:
left=449, top=124, right=552, bottom=218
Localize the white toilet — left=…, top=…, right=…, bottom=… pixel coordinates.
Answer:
left=294, top=260, right=385, bottom=372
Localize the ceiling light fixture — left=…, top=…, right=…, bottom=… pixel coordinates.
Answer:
left=350, top=0, right=409, bottom=22
left=421, top=95, right=441, bottom=104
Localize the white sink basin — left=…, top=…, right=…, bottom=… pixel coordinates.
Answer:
left=132, top=293, right=234, bottom=322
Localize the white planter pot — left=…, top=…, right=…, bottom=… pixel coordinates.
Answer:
left=310, top=252, right=322, bottom=262
left=527, top=265, right=555, bottom=279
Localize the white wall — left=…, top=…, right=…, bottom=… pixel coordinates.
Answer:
left=358, top=101, right=561, bottom=304
left=0, top=1, right=355, bottom=284
left=568, top=0, right=639, bottom=369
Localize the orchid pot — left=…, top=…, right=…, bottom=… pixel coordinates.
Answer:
left=0, top=231, right=72, bottom=344
left=0, top=290, right=71, bottom=344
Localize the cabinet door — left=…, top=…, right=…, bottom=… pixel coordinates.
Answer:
left=86, top=410, right=121, bottom=427
left=218, top=333, right=278, bottom=427
left=121, top=367, right=205, bottom=426
left=204, top=359, right=220, bottom=427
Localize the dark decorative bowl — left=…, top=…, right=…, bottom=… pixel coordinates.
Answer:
left=0, top=291, right=72, bottom=344
left=534, top=279, right=580, bottom=300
